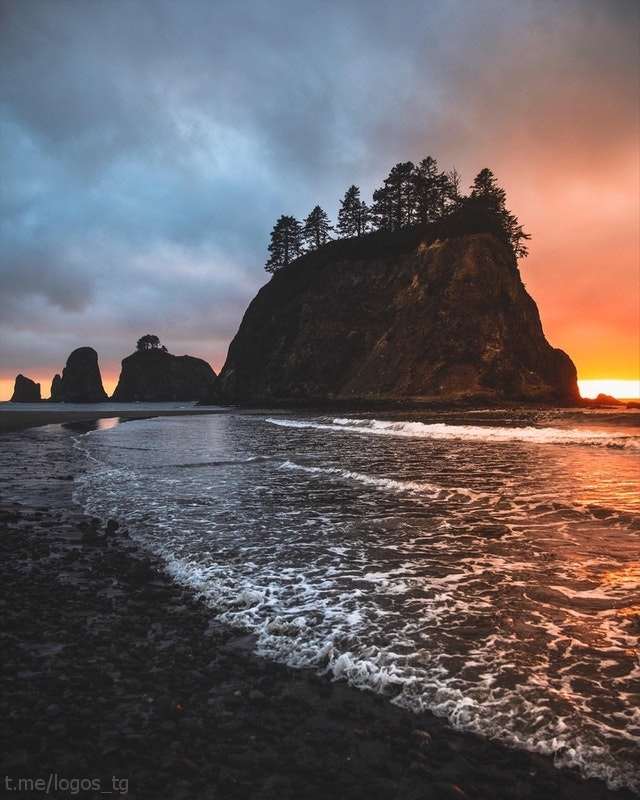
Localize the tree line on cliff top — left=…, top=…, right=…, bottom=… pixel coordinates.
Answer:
left=265, top=159, right=530, bottom=273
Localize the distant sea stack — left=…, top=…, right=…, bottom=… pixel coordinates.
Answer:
left=111, top=349, right=217, bottom=402
left=210, top=231, right=580, bottom=406
left=10, top=374, right=41, bottom=403
left=50, top=347, right=108, bottom=403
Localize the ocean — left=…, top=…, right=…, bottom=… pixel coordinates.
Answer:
left=66, top=406, right=639, bottom=791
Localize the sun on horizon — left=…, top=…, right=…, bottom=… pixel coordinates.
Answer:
left=578, top=379, right=640, bottom=401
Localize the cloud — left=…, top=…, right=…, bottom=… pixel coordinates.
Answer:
left=0, top=0, right=638, bottom=397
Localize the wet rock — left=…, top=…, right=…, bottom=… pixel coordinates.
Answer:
left=413, top=727, right=433, bottom=752
left=433, top=781, right=472, bottom=800
left=358, top=739, right=392, bottom=770
left=227, top=752, right=256, bottom=770
left=178, top=717, right=201, bottom=734
left=126, top=562, right=156, bottom=584
left=45, top=703, right=63, bottom=718
left=280, top=685, right=315, bottom=711
left=1, top=748, right=32, bottom=774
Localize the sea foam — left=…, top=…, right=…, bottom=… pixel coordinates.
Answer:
left=266, top=416, right=640, bottom=449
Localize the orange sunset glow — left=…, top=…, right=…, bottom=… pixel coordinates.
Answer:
left=2, top=5, right=640, bottom=795
left=0, top=0, right=638, bottom=403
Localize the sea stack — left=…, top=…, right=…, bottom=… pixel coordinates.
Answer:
left=111, top=349, right=217, bottom=402
left=50, top=347, right=109, bottom=403
left=209, top=230, right=580, bottom=406
left=10, top=374, right=41, bottom=403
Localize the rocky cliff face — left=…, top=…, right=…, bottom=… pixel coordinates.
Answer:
left=10, top=374, right=41, bottom=403
left=111, top=349, right=216, bottom=402
left=211, top=232, right=579, bottom=405
left=50, top=347, right=108, bottom=403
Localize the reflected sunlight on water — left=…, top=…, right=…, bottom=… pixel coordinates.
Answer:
left=71, top=409, right=640, bottom=791
left=96, top=417, right=122, bottom=431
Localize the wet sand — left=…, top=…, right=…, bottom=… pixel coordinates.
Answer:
left=0, top=420, right=635, bottom=799
left=0, top=406, right=225, bottom=434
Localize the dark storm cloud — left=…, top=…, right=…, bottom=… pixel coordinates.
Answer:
left=0, top=0, right=638, bottom=394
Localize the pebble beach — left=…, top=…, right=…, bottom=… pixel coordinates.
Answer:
left=0, top=410, right=636, bottom=800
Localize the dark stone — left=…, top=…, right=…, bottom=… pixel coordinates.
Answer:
left=581, top=393, right=625, bottom=407
left=10, top=374, right=41, bottom=402
left=357, top=739, right=392, bottom=768
left=110, top=349, right=216, bottom=402
left=594, top=393, right=623, bottom=405
left=208, top=231, right=580, bottom=406
left=49, top=347, right=108, bottom=403
left=433, top=782, right=472, bottom=800
left=0, top=748, right=32, bottom=774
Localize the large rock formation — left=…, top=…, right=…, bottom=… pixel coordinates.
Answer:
left=10, top=374, right=41, bottom=403
left=210, top=231, right=580, bottom=406
left=111, top=349, right=217, bottom=402
left=50, top=347, right=109, bottom=403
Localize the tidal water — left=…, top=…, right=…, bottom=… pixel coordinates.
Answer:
left=70, top=408, right=640, bottom=791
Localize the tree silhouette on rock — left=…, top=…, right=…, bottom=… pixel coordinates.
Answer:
left=136, top=334, right=168, bottom=352
left=372, top=161, right=416, bottom=231
left=264, top=159, right=531, bottom=270
left=412, top=156, right=457, bottom=224
left=466, top=168, right=531, bottom=259
left=303, top=206, right=333, bottom=251
left=337, top=185, right=369, bottom=238
left=265, top=215, right=303, bottom=272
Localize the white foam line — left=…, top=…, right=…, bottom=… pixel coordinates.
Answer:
left=266, top=417, right=640, bottom=450
left=278, top=459, right=440, bottom=494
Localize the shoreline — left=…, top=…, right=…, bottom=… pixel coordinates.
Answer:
left=0, top=424, right=636, bottom=799
left=0, top=406, right=227, bottom=434
left=2, top=398, right=638, bottom=437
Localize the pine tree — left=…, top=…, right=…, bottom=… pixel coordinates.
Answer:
left=371, top=184, right=393, bottom=231
left=503, top=211, right=531, bottom=260
left=303, top=206, right=333, bottom=251
left=337, top=185, right=369, bottom=238
left=371, top=162, right=416, bottom=231
left=412, top=157, right=448, bottom=224
left=444, top=167, right=463, bottom=211
left=468, top=168, right=530, bottom=259
left=469, top=167, right=507, bottom=216
left=265, top=215, right=303, bottom=272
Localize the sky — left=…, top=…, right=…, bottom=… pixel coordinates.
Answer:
left=1, top=0, right=639, bottom=401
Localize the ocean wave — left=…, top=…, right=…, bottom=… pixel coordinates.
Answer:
left=266, top=416, right=640, bottom=449
left=149, top=546, right=640, bottom=794
left=278, top=460, right=442, bottom=494
left=71, top=410, right=639, bottom=792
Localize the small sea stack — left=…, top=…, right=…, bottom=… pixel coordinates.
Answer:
left=50, top=347, right=108, bottom=403
left=111, top=346, right=217, bottom=402
left=10, top=374, right=41, bottom=403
